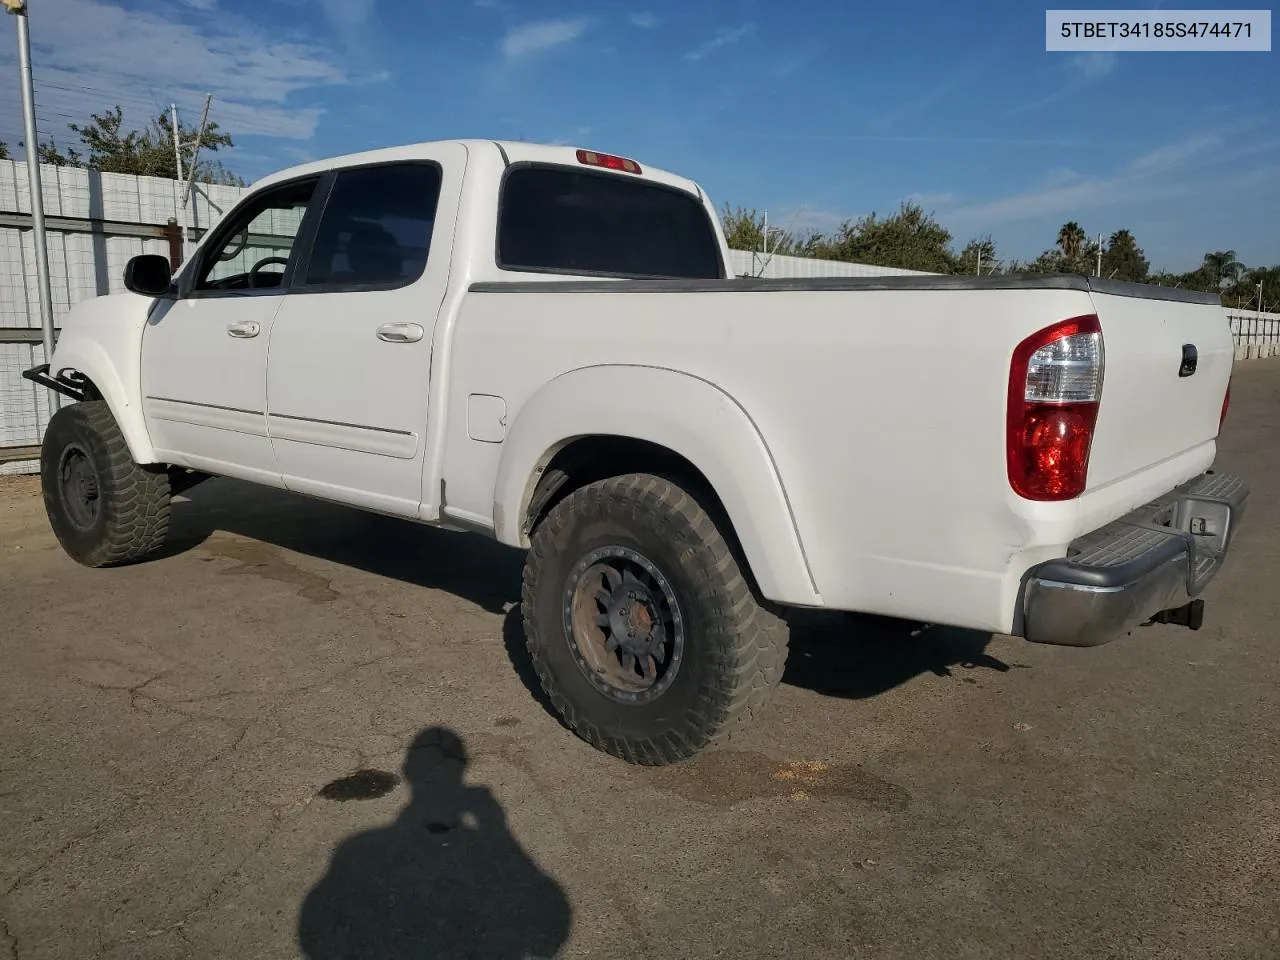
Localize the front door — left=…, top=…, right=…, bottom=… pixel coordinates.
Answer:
left=141, top=175, right=323, bottom=484
left=266, top=150, right=462, bottom=516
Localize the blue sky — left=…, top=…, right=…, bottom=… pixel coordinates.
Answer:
left=2, top=0, right=1276, bottom=271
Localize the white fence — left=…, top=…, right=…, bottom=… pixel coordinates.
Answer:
left=1226, top=310, right=1280, bottom=361
left=728, top=248, right=931, bottom=278
left=0, top=160, right=244, bottom=473
left=1, top=159, right=1275, bottom=474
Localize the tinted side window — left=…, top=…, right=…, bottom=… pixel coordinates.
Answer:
left=304, top=163, right=442, bottom=287
left=498, top=166, right=724, bottom=279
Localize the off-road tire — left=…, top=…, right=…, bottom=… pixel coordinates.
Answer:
left=522, top=473, right=790, bottom=765
left=40, top=400, right=171, bottom=567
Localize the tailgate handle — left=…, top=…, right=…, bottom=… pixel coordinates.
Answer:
left=1179, top=344, right=1198, bottom=378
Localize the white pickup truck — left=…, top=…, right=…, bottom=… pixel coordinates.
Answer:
left=25, top=139, right=1248, bottom=765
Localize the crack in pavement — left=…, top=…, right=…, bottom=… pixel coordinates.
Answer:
left=0, top=913, right=16, bottom=960
left=495, top=744, right=653, bottom=952
left=130, top=650, right=416, bottom=710
left=1, top=712, right=255, bottom=901
left=93, top=788, right=321, bottom=957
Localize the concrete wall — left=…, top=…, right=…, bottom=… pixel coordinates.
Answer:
left=728, top=248, right=932, bottom=278
left=1226, top=310, right=1280, bottom=361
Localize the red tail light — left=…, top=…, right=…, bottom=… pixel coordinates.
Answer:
left=576, top=149, right=642, bottom=175
left=1007, top=315, right=1104, bottom=501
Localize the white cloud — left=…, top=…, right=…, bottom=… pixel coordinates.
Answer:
left=206, top=103, right=325, bottom=140
left=1070, top=51, right=1117, bottom=79
left=768, top=205, right=849, bottom=237
left=1007, top=52, right=1119, bottom=116
left=1129, top=134, right=1222, bottom=172
left=944, top=133, right=1235, bottom=230
left=0, top=0, right=346, bottom=147
left=629, top=11, right=657, bottom=29
left=178, top=0, right=217, bottom=9
left=1043, top=167, right=1083, bottom=187
left=905, top=192, right=955, bottom=207
left=769, top=52, right=814, bottom=79
left=683, top=23, right=756, bottom=62
left=502, top=18, right=588, bottom=58
left=318, top=0, right=376, bottom=29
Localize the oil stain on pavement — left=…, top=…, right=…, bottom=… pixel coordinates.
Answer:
left=202, top=537, right=340, bottom=602
left=645, top=750, right=910, bottom=811
left=317, top=769, right=401, bottom=801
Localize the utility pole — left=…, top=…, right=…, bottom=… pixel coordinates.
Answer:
left=1095, top=232, right=1103, bottom=277
left=975, top=247, right=982, bottom=276
left=180, top=93, right=211, bottom=209
left=5, top=0, right=58, bottom=407
left=170, top=103, right=183, bottom=184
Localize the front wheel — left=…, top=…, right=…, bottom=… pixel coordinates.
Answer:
left=40, top=401, right=171, bottom=567
left=522, top=473, right=789, bottom=765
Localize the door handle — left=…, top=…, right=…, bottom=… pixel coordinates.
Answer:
left=227, top=320, right=261, bottom=339
left=377, top=322, right=424, bottom=344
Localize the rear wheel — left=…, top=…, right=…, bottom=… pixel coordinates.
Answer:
left=40, top=401, right=171, bottom=567
left=522, top=473, right=789, bottom=765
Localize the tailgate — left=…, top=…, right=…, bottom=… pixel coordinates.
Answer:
left=1086, top=280, right=1232, bottom=489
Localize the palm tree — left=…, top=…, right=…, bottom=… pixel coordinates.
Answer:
left=1203, top=250, right=1246, bottom=290
left=1057, top=221, right=1086, bottom=261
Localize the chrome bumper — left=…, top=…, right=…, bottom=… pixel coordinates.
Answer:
left=1020, top=470, right=1249, bottom=647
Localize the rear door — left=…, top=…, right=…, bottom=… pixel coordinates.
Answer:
left=1086, top=285, right=1233, bottom=489
left=265, top=148, right=463, bottom=516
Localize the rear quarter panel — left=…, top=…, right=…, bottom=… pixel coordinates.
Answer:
left=442, top=285, right=1104, bottom=632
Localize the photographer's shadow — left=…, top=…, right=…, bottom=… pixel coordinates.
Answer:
left=298, top=726, right=570, bottom=960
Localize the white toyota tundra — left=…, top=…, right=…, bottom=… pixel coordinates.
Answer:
left=25, top=139, right=1248, bottom=765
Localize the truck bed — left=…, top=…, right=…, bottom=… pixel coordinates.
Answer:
left=447, top=274, right=1230, bottom=634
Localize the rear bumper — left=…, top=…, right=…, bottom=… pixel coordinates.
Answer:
left=1020, top=470, right=1248, bottom=647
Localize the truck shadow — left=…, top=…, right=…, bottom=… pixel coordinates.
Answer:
left=779, top=610, right=1011, bottom=699
left=168, top=479, right=1011, bottom=708
left=166, top=479, right=524, bottom=615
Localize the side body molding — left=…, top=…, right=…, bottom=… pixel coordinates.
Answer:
left=491, top=365, right=822, bottom=607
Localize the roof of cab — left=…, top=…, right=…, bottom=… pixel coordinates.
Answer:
left=246, top=139, right=705, bottom=199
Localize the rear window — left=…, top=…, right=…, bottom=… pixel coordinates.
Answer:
left=497, top=165, right=724, bottom=279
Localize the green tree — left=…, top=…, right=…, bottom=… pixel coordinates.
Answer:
left=1021, top=249, right=1068, bottom=274
left=719, top=205, right=796, bottom=255
left=1202, top=250, right=1246, bottom=291
left=37, top=105, right=243, bottom=186
left=1236, top=265, right=1280, bottom=311
left=0, top=140, right=8, bottom=160
left=1100, top=229, right=1149, bottom=282
left=37, top=140, right=78, bottom=166
left=958, top=236, right=999, bottom=275
left=814, top=201, right=957, bottom=274
left=1057, top=221, right=1086, bottom=261
left=1148, top=263, right=1219, bottom=295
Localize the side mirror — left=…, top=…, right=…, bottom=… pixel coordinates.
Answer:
left=124, top=254, right=173, bottom=297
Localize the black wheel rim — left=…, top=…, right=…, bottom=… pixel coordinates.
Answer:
left=563, top=545, right=685, bottom=704
left=58, top=443, right=101, bottom=531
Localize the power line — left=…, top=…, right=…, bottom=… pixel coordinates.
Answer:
left=32, top=80, right=200, bottom=120
left=35, top=77, right=198, bottom=107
